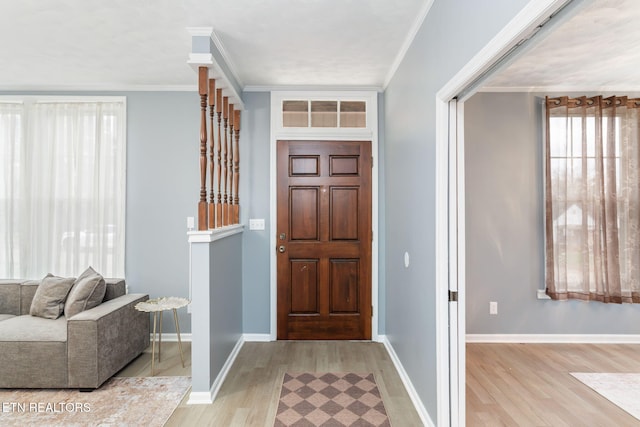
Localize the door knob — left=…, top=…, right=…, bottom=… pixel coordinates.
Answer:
left=278, top=245, right=286, bottom=253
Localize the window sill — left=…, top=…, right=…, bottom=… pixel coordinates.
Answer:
left=537, top=289, right=551, bottom=300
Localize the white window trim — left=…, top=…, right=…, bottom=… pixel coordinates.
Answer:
left=0, top=95, right=127, bottom=278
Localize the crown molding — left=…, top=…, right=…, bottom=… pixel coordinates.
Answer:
left=186, top=26, right=214, bottom=38
left=187, top=53, right=244, bottom=109
left=0, top=84, right=197, bottom=92
left=383, top=0, right=435, bottom=89
left=210, top=30, right=244, bottom=90
left=479, top=85, right=640, bottom=93
left=243, top=84, right=383, bottom=93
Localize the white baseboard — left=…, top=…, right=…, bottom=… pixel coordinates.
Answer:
left=243, top=333, right=273, bottom=342
left=187, top=391, right=214, bottom=405
left=187, top=335, right=245, bottom=405
left=466, top=334, right=640, bottom=344
left=379, top=335, right=434, bottom=427
left=149, top=333, right=192, bottom=342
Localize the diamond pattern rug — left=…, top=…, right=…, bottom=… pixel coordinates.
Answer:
left=274, top=372, right=391, bottom=427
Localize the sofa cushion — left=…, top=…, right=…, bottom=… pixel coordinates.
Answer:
left=104, top=278, right=126, bottom=301
left=65, top=267, right=106, bottom=318
left=0, top=315, right=67, bottom=342
left=20, top=280, right=40, bottom=315
left=29, top=274, right=75, bottom=319
left=0, top=316, right=68, bottom=388
left=0, top=314, right=15, bottom=322
left=0, top=280, right=22, bottom=315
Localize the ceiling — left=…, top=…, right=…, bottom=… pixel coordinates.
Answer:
left=0, top=0, right=428, bottom=91
left=2, top=1, right=638, bottom=93
left=482, top=0, right=640, bottom=92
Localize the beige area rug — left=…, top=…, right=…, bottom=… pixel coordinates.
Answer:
left=0, top=376, right=190, bottom=426
left=275, top=372, right=390, bottom=427
left=571, top=373, right=640, bottom=421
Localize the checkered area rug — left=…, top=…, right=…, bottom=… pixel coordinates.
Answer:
left=274, top=372, right=391, bottom=427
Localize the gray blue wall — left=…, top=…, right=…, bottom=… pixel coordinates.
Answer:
left=383, top=0, right=530, bottom=420
left=190, top=232, right=243, bottom=393
left=125, top=92, right=198, bottom=335
left=241, top=91, right=272, bottom=334
left=0, top=90, right=200, bottom=335
left=210, top=234, right=243, bottom=378
left=465, top=91, right=640, bottom=334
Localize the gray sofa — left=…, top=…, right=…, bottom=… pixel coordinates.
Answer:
left=0, top=278, right=150, bottom=389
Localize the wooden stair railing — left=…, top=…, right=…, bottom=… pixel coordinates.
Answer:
left=196, top=66, right=241, bottom=230
left=228, top=103, right=235, bottom=225
left=198, top=67, right=208, bottom=231
left=208, top=78, right=216, bottom=229
left=233, top=109, right=240, bottom=224
left=222, top=96, right=229, bottom=226
left=216, top=88, right=223, bottom=227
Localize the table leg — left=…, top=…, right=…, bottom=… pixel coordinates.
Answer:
left=159, top=310, right=163, bottom=363
left=151, top=312, right=157, bottom=376
left=173, top=308, right=185, bottom=368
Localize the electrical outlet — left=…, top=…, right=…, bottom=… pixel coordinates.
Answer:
left=489, top=301, right=498, bottom=315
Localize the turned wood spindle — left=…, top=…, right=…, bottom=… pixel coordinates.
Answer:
left=233, top=110, right=241, bottom=225
left=228, top=104, right=235, bottom=225
left=215, top=89, right=223, bottom=228
left=197, top=66, right=208, bottom=231
left=222, top=96, right=229, bottom=226
left=207, top=78, right=216, bottom=229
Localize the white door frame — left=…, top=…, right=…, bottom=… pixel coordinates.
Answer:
left=434, top=1, right=574, bottom=425
left=269, top=91, right=380, bottom=341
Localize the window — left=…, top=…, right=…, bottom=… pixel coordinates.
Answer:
left=0, top=97, right=126, bottom=279
left=545, top=95, right=640, bottom=303
left=282, top=99, right=366, bottom=128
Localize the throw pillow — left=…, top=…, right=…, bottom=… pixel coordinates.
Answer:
left=30, top=274, right=75, bottom=319
left=64, top=266, right=106, bottom=318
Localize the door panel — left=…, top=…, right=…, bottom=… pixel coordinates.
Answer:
left=290, top=259, right=319, bottom=313
left=277, top=140, right=372, bottom=340
left=330, top=187, right=359, bottom=240
left=329, top=259, right=359, bottom=313
left=290, top=187, right=319, bottom=240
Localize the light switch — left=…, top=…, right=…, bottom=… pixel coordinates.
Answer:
left=249, top=218, right=265, bottom=230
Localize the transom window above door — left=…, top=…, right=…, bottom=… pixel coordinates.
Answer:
left=282, top=100, right=366, bottom=128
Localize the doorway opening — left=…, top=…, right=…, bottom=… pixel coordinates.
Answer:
left=276, top=140, right=372, bottom=340
left=436, top=0, right=587, bottom=424
left=269, top=91, right=380, bottom=341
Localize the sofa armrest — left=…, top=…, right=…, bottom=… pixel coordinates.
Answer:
left=67, top=293, right=150, bottom=388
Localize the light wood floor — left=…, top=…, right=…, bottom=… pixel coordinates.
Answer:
left=467, top=343, right=640, bottom=426
left=118, top=340, right=423, bottom=426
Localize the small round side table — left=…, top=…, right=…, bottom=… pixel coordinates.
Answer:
left=135, top=297, right=190, bottom=376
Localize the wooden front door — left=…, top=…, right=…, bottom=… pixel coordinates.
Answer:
left=277, top=140, right=372, bottom=340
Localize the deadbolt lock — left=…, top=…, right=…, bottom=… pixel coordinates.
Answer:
left=279, top=233, right=286, bottom=240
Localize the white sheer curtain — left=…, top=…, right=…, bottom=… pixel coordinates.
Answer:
left=0, top=99, right=126, bottom=279
left=545, top=95, right=640, bottom=303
